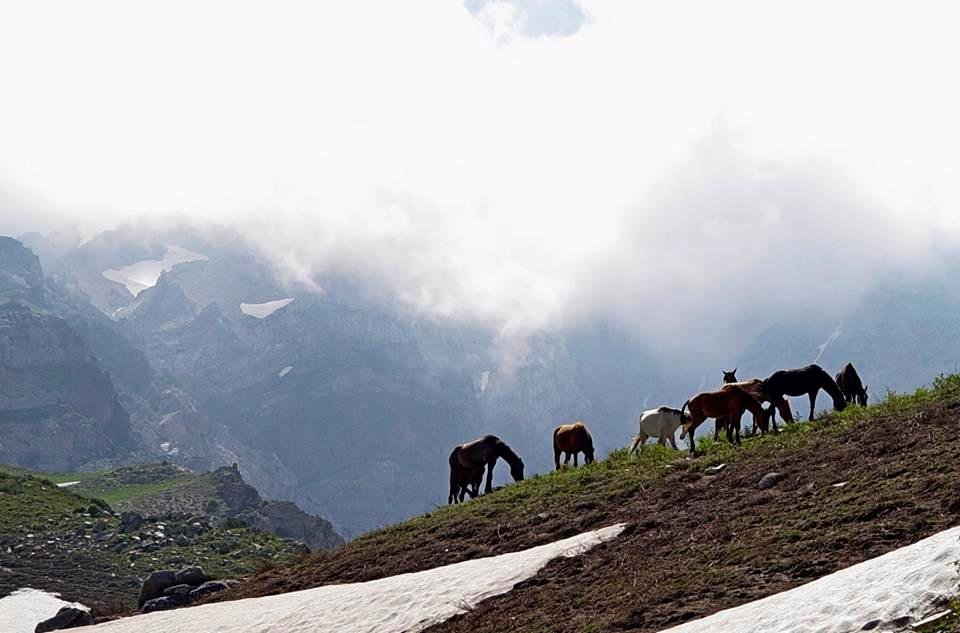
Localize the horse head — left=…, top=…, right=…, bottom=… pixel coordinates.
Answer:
left=510, top=460, right=525, bottom=482
left=832, top=394, right=847, bottom=411
left=722, top=369, right=738, bottom=384
left=859, top=385, right=869, bottom=407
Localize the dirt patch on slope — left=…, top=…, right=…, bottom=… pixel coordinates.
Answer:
left=222, top=402, right=960, bottom=632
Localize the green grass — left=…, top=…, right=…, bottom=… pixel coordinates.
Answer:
left=344, top=373, right=960, bottom=556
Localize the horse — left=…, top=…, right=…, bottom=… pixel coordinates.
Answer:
left=553, top=421, right=595, bottom=469
left=629, top=406, right=683, bottom=453
left=763, top=364, right=846, bottom=422
left=835, top=362, right=868, bottom=406
left=448, top=435, right=525, bottom=504
left=714, top=369, right=739, bottom=441
left=720, top=378, right=793, bottom=434
left=679, top=386, right=769, bottom=454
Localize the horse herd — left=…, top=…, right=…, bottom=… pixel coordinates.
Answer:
left=448, top=362, right=868, bottom=504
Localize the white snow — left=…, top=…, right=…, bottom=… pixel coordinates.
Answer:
left=240, top=298, right=294, bottom=319
left=661, top=525, right=960, bottom=633
left=814, top=323, right=843, bottom=364
left=86, top=524, right=625, bottom=633
left=55, top=480, right=80, bottom=488
left=102, top=244, right=208, bottom=296
left=278, top=366, right=293, bottom=378
left=0, top=588, right=89, bottom=633
left=479, top=370, right=490, bottom=393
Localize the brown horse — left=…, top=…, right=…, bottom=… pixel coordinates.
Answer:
left=720, top=378, right=793, bottom=434
left=713, top=369, right=739, bottom=441
left=448, top=435, right=525, bottom=504
left=679, top=386, right=770, bottom=453
left=835, top=362, right=868, bottom=406
left=553, top=421, right=595, bottom=469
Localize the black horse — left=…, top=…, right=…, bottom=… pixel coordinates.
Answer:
left=448, top=435, right=525, bottom=504
left=763, top=364, right=846, bottom=422
left=835, top=362, right=868, bottom=406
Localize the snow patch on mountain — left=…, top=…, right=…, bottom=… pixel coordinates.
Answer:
left=814, top=323, right=843, bottom=364
left=102, top=244, right=208, bottom=296
left=278, top=366, right=293, bottom=378
left=662, top=525, right=960, bottom=633
left=240, top=298, right=294, bottom=319
left=85, top=524, right=625, bottom=633
left=0, top=588, right=89, bottom=633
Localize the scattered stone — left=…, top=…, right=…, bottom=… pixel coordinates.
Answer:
left=34, top=606, right=93, bottom=632
left=138, top=570, right=178, bottom=608
left=140, top=593, right=192, bottom=613
left=189, top=580, right=231, bottom=599
left=832, top=481, right=849, bottom=488
left=175, top=565, right=206, bottom=585
left=861, top=619, right=881, bottom=630
left=757, top=472, right=784, bottom=490
left=705, top=463, right=727, bottom=475
left=119, top=511, right=144, bottom=534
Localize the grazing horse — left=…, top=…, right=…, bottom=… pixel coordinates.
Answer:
left=629, top=406, right=683, bottom=453
left=448, top=435, right=525, bottom=504
left=720, top=378, right=793, bottom=434
left=679, top=387, right=769, bottom=453
left=835, top=362, right=868, bottom=406
left=763, top=364, right=846, bottom=422
left=553, top=421, right=595, bottom=469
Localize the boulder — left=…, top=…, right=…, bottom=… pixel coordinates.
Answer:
left=189, top=580, right=232, bottom=600
left=119, top=511, right=144, bottom=533
left=34, top=606, right=93, bottom=632
left=174, top=565, right=206, bottom=586
left=163, top=584, right=194, bottom=596
left=140, top=593, right=192, bottom=613
left=137, top=570, right=177, bottom=608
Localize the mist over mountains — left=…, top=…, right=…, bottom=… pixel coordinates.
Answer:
left=1, top=220, right=958, bottom=535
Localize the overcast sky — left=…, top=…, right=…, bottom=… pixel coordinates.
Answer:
left=1, top=0, right=958, bottom=353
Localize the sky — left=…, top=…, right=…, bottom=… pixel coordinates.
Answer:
left=1, top=0, right=959, bottom=353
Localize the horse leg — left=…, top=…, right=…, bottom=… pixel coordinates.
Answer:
left=668, top=433, right=678, bottom=450
left=733, top=412, right=743, bottom=445
left=573, top=452, right=579, bottom=467
left=484, top=460, right=495, bottom=494
left=808, top=390, right=818, bottom=421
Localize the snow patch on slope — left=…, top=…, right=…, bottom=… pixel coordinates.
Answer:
left=278, top=366, right=293, bottom=378
left=240, top=298, right=294, bottom=319
left=55, top=481, right=80, bottom=488
left=102, top=244, right=208, bottom=296
left=662, top=526, right=960, bottom=633
left=0, top=588, right=89, bottom=633
left=86, top=524, right=625, bottom=633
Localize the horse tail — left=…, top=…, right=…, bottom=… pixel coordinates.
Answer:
left=629, top=433, right=642, bottom=454
left=552, top=425, right=561, bottom=449
left=680, top=400, right=689, bottom=425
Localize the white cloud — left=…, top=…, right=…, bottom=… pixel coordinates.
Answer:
left=0, top=0, right=958, bottom=349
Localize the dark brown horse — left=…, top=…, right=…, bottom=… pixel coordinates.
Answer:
left=679, top=386, right=769, bottom=453
left=835, top=362, right=868, bottom=406
left=553, top=421, right=595, bottom=469
left=448, top=435, right=525, bottom=504
left=763, top=364, right=846, bottom=422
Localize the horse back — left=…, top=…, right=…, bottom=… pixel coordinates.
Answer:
left=554, top=421, right=590, bottom=451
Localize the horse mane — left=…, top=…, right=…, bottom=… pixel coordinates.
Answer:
left=657, top=406, right=683, bottom=416
left=815, top=365, right=845, bottom=402
left=493, top=437, right=524, bottom=468
left=728, top=386, right=765, bottom=414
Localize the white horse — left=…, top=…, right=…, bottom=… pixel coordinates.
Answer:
left=629, top=406, right=684, bottom=453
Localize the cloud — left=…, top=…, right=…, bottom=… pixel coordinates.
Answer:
left=0, top=0, right=958, bottom=352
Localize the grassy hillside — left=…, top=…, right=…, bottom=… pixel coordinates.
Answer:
left=0, top=467, right=307, bottom=613
left=215, top=374, right=960, bottom=631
